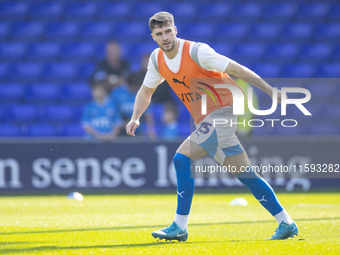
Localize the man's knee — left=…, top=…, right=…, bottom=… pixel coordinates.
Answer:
left=223, top=152, right=251, bottom=174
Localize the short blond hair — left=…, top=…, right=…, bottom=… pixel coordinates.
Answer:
left=149, top=11, right=174, bottom=31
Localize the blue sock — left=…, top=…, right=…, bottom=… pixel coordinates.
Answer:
left=235, top=166, right=283, bottom=216
left=173, top=153, right=194, bottom=215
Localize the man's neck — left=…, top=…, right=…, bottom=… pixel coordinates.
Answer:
left=163, top=38, right=180, bottom=59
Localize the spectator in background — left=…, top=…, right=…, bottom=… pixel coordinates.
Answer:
left=111, top=72, right=156, bottom=138
left=82, top=80, right=122, bottom=141
left=235, top=78, right=259, bottom=137
left=161, top=102, right=179, bottom=140
left=90, top=41, right=130, bottom=91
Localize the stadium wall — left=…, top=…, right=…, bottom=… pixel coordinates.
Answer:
left=0, top=137, right=339, bottom=194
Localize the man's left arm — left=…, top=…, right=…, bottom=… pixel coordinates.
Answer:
left=225, top=60, right=281, bottom=102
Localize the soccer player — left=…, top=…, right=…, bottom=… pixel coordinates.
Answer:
left=126, top=12, right=298, bottom=241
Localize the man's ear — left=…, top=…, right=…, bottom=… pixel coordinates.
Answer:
left=151, top=32, right=155, bottom=41
left=174, top=26, right=177, bottom=35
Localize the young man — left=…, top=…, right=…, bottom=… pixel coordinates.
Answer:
left=126, top=12, right=298, bottom=241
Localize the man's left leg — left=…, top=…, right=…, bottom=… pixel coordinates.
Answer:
left=223, top=152, right=298, bottom=240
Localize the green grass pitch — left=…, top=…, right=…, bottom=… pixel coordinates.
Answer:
left=0, top=192, right=339, bottom=254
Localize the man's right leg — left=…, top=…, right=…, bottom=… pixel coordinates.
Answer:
left=152, top=139, right=207, bottom=241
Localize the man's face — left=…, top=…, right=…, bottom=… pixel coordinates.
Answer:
left=151, top=24, right=177, bottom=52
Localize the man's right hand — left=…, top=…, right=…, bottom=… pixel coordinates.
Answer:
left=126, top=119, right=140, bottom=136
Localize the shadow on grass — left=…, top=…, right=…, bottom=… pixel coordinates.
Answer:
left=1, top=217, right=339, bottom=236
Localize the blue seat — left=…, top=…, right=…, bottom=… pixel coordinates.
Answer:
left=63, top=2, right=97, bottom=20
left=264, top=3, right=297, bottom=22
left=78, top=62, right=95, bottom=80
left=0, top=83, right=25, bottom=103
left=150, top=104, right=164, bottom=126
left=196, top=2, right=231, bottom=22
left=43, top=105, right=76, bottom=122
left=315, top=24, right=340, bottom=43
left=29, top=42, right=61, bottom=60
left=308, top=122, right=339, bottom=136
left=0, top=43, right=27, bottom=61
left=180, top=23, right=216, bottom=42
left=45, top=22, right=78, bottom=41
left=234, top=43, right=266, bottom=61
left=214, top=23, right=250, bottom=42
left=329, top=4, right=340, bottom=21
left=266, top=44, right=300, bottom=63
left=230, top=3, right=263, bottom=21
left=11, top=22, right=44, bottom=41
left=0, top=63, right=10, bottom=80
left=79, top=22, right=113, bottom=40
left=9, top=105, right=38, bottom=122
left=0, top=105, right=9, bottom=121
left=115, top=22, right=149, bottom=41
left=307, top=82, right=337, bottom=103
left=134, top=2, right=167, bottom=20
left=323, top=104, right=340, bottom=120
left=0, top=124, right=22, bottom=137
left=251, top=63, right=281, bottom=77
left=170, top=3, right=196, bottom=22
left=250, top=23, right=282, bottom=42
left=271, top=125, right=305, bottom=136
left=283, top=64, right=316, bottom=77
left=296, top=3, right=329, bottom=22
left=29, top=2, right=63, bottom=20
left=61, top=43, right=97, bottom=61
left=300, top=44, right=333, bottom=62
left=0, top=22, right=10, bottom=41
left=45, top=63, right=78, bottom=82
left=281, top=23, right=313, bottom=42
left=27, top=83, right=61, bottom=103
left=62, top=123, right=84, bottom=137
left=333, top=45, right=340, bottom=62
left=13, top=62, right=44, bottom=81
left=0, top=2, right=28, bottom=21
left=320, top=63, right=340, bottom=77
left=209, top=43, right=235, bottom=59
left=28, top=124, right=59, bottom=137
left=97, top=2, right=130, bottom=21
left=62, top=83, right=91, bottom=104
left=128, top=43, right=155, bottom=62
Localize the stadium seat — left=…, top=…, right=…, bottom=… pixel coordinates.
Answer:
left=299, top=44, right=333, bottom=63
left=128, top=43, right=155, bottom=62
left=323, top=104, right=340, bottom=120
left=43, top=105, right=76, bottom=122
left=29, top=2, right=63, bottom=21
left=115, top=22, right=149, bottom=42
left=0, top=2, right=28, bottom=21
left=282, top=63, right=316, bottom=77
left=26, top=83, right=61, bottom=104
left=296, top=3, right=329, bottom=22
left=315, top=24, right=340, bottom=43
left=230, top=3, right=263, bottom=22
left=266, top=44, right=300, bottom=63
left=264, top=3, right=297, bottom=22
left=196, top=2, right=231, bottom=22
left=97, top=2, right=131, bottom=21
left=319, top=63, right=340, bottom=78
left=28, top=124, right=60, bottom=137
left=63, top=2, right=97, bottom=21
left=329, top=4, right=340, bottom=21
left=209, top=43, right=235, bottom=59
left=170, top=2, right=197, bottom=22
left=308, top=122, right=339, bottom=136
left=45, top=22, right=79, bottom=41
left=0, top=22, right=10, bottom=41
left=0, top=63, right=10, bottom=81
left=60, top=43, right=97, bottom=61
left=79, top=22, right=113, bottom=41
left=0, top=43, right=27, bottom=61
left=13, top=62, right=44, bottom=81
left=250, top=23, right=282, bottom=42
left=11, top=22, right=44, bottom=41
left=9, top=105, right=38, bottom=123
left=44, top=63, right=78, bottom=82
left=307, top=82, right=337, bottom=103
left=134, top=2, right=167, bottom=20
left=281, top=23, right=313, bottom=42
left=214, top=23, right=250, bottom=42
left=180, top=23, right=216, bottom=42
left=78, top=62, right=95, bottom=81
left=0, top=83, right=25, bottom=103
left=62, top=83, right=91, bottom=104
left=271, top=124, right=305, bottom=136
left=251, top=63, right=281, bottom=77
left=62, top=123, right=84, bottom=137
left=0, top=124, right=22, bottom=137
left=150, top=104, right=164, bottom=126
left=29, top=42, right=61, bottom=61
left=234, top=43, right=266, bottom=62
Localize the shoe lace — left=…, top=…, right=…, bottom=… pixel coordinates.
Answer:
left=164, top=223, right=177, bottom=233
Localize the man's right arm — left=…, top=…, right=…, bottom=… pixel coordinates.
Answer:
left=126, top=84, right=156, bottom=136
